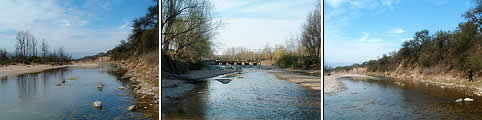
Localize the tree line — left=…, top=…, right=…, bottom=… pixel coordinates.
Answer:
left=0, top=31, right=71, bottom=65
left=333, top=0, right=482, bottom=74
left=272, top=1, right=321, bottom=69
left=80, top=0, right=159, bottom=62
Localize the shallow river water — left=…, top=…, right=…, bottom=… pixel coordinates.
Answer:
left=0, top=67, right=150, bottom=120
left=162, top=69, right=321, bottom=119
left=325, top=76, right=482, bottom=119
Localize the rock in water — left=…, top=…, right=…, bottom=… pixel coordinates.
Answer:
left=127, top=105, right=136, bottom=111
left=56, top=83, right=62, bottom=86
left=61, top=80, right=66, bottom=83
left=93, top=101, right=102, bottom=108
left=215, top=79, right=232, bottom=84
left=118, top=86, right=125, bottom=89
left=97, top=82, right=104, bottom=88
left=464, top=98, right=474, bottom=102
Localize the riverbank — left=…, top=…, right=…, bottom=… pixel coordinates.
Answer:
left=363, top=70, right=482, bottom=96
left=110, top=58, right=159, bottom=119
left=323, top=74, right=377, bottom=93
left=333, top=66, right=482, bottom=96
left=270, top=68, right=322, bottom=91
left=161, top=69, right=238, bottom=104
left=0, top=62, right=99, bottom=77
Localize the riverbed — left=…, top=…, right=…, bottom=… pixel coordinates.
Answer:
left=0, top=67, right=151, bottom=119
left=161, top=69, right=321, bottom=119
left=325, top=76, right=482, bottom=119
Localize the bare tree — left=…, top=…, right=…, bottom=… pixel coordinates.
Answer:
left=30, top=36, right=38, bottom=57
left=41, top=39, right=49, bottom=57
left=16, top=31, right=28, bottom=58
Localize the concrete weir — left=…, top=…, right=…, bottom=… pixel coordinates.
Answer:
left=205, top=60, right=261, bottom=66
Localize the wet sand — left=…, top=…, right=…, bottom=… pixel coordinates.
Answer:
left=271, top=72, right=321, bottom=91
left=323, top=74, right=377, bottom=93
left=0, top=62, right=99, bottom=77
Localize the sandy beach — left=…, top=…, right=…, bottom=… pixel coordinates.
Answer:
left=0, top=62, right=99, bottom=77
left=323, top=74, right=377, bottom=93
left=271, top=71, right=321, bottom=90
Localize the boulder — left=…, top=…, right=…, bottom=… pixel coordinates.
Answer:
left=56, top=83, right=62, bottom=86
left=351, top=92, right=357, bottom=94
left=61, top=80, right=66, bottom=83
left=127, top=105, right=136, bottom=111
left=118, top=86, right=125, bottom=89
left=92, top=101, right=102, bottom=108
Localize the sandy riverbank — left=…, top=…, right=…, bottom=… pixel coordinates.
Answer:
left=271, top=71, right=321, bottom=91
left=0, top=62, right=99, bottom=77
left=161, top=69, right=238, bottom=104
left=323, top=74, right=377, bottom=93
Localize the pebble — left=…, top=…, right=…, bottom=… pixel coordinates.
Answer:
left=92, top=101, right=102, bottom=108
left=127, top=105, right=136, bottom=111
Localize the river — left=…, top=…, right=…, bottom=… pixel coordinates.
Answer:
left=0, top=67, right=151, bottom=120
left=161, top=68, right=321, bottom=119
left=325, top=76, right=482, bottom=119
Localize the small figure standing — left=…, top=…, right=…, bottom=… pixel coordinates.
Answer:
left=468, top=69, right=474, bottom=82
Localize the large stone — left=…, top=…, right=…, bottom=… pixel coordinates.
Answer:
left=92, top=101, right=102, bottom=108
left=118, top=86, right=125, bottom=89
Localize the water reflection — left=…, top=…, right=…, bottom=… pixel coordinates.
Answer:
left=325, top=77, right=482, bottom=119
left=0, top=67, right=148, bottom=120
left=162, top=71, right=321, bottom=119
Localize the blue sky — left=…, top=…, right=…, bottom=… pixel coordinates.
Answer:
left=324, top=0, right=473, bottom=67
left=211, top=0, right=319, bottom=54
left=0, top=0, right=155, bottom=58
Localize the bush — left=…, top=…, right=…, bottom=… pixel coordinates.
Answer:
left=274, top=55, right=320, bottom=69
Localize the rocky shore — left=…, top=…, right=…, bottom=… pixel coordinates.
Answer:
left=113, top=59, right=159, bottom=119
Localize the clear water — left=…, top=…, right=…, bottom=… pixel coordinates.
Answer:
left=325, top=77, right=482, bottom=119
left=0, top=67, right=150, bottom=120
left=162, top=70, right=321, bottom=119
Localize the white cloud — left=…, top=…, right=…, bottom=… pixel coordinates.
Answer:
left=119, top=20, right=130, bottom=29
left=388, top=28, right=404, bottom=34
left=0, top=0, right=129, bottom=58
left=359, top=32, right=383, bottom=42
left=211, top=0, right=257, bottom=12
left=213, top=18, right=303, bottom=54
